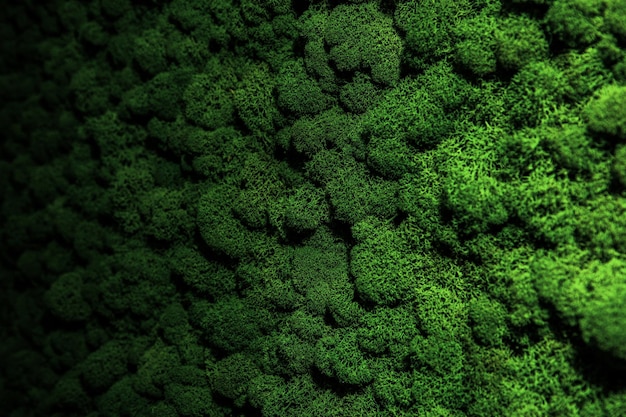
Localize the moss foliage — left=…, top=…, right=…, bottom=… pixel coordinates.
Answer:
left=2, top=0, right=626, bottom=416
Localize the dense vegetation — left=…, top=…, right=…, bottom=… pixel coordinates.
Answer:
left=1, top=0, right=626, bottom=416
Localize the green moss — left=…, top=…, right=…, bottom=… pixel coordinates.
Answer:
left=5, top=1, right=626, bottom=416
left=365, top=77, right=453, bottom=150
left=325, top=2, right=402, bottom=85
left=580, top=278, right=626, bottom=361
left=351, top=218, right=422, bottom=306
left=315, top=330, right=372, bottom=385
left=605, top=0, right=626, bottom=42
left=505, top=61, right=570, bottom=127
left=454, top=14, right=498, bottom=77
left=168, top=245, right=236, bottom=298
left=544, top=0, right=603, bottom=48
left=80, top=340, right=128, bottom=392
left=133, top=29, right=168, bottom=75
left=164, top=383, right=220, bottom=417
left=339, top=72, right=381, bottom=114
left=183, top=72, right=236, bottom=130
left=276, top=59, right=332, bottom=117
left=495, top=15, right=549, bottom=71
left=584, top=84, right=626, bottom=141
left=45, top=271, right=91, bottom=322
left=234, top=62, right=278, bottom=134
left=397, top=0, right=472, bottom=72
left=280, top=183, right=330, bottom=232
left=469, top=296, right=509, bottom=347
left=200, top=296, right=271, bottom=353
left=613, top=144, right=626, bottom=187
left=207, top=353, right=261, bottom=406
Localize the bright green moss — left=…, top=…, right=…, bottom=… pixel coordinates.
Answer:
left=585, top=84, right=626, bottom=141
